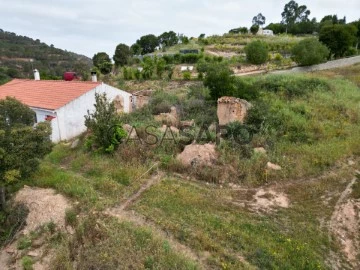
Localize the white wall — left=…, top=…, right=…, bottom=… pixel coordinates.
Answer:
left=54, top=83, right=132, bottom=142
left=32, top=108, right=61, bottom=142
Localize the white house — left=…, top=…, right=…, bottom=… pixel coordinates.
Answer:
left=0, top=78, right=132, bottom=142
left=257, top=29, right=274, bottom=36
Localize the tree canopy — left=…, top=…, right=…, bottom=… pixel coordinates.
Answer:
left=136, top=34, right=159, bottom=55
left=252, top=13, right=266, bottom=27
left=158, top=31, right=179, bottom=47
left=281, top=1, right=311, bottom=32
left=113, top=44, right=131, bottom=67
left=319, top=24, right=357, bottom=58
left=92, top=52, right=113, bottom=74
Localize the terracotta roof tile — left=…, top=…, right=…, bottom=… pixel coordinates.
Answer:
left=0, top=79, right=102, bottom=110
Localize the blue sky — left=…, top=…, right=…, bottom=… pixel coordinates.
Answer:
left=0, top=0, right=359, bottom=58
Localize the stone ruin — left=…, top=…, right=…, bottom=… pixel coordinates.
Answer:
left=217, top=96, right=252, bottom=126
left=132, top=90, right=153, bottom=110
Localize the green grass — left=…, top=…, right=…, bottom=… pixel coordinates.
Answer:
left=28, top=144, right=155, bottom=210
left=51, top=215, right=199, bottom=270
left=131, top=178, right=332, bottom=269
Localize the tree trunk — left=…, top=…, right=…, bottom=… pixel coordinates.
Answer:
left=0, top=186, right=6, bottom=210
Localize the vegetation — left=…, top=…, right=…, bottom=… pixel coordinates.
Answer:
left=319, top=23, right=358, bottom=58
left=92, top=52, right=113, bottom=75
left=291, top=38, right=329, bottom=65
left=113, top=43, right=131, bottom=67
left=0, top=97, right=52, bottom=208
left=14, top=64, right=359, bottom=269
left=0, top=29, right=91, bottom=79
left=84, top=93, right=127, bottom=153
left=245, top=40, right=269, bottom=65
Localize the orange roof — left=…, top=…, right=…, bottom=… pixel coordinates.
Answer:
left=0, top=79, right=102, bottom=110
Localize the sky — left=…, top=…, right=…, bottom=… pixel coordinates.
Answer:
left=1, top=0, right=359, bottom=58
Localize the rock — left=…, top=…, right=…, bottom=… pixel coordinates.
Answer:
left=123, top=124, right=138, bottom=139
left=176, top=143, right=217, bottom=167
left=154, top=107, right=179, bottom=127
left=159, top=125, right=179, bottom=134
left=179, top=119, right=195, bottom=128
left=348, top=160, right=355, bottom=166
left=28, top=250, right=40, bottom=257
left=5, top=247, right=15, bottom=254
left=217, top=96, right=252, bottom=126
left=70, top=139, right=80, bottom=149
left=31, top=238, right=45, bottom=249
left=254, top=147, right=267, bottom=155
left=267, top=162, right=282, bottom=171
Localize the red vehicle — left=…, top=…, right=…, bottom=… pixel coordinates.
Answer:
left=63, top=72, right=78, bottom=81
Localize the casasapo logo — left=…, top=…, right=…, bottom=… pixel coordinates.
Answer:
left=107, top=123, right=253, bottom=146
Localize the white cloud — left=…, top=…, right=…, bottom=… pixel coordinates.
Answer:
left=0, top=0, right=358, bottom=57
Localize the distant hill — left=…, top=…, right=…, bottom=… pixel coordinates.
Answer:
left=0, top=29, right=92, bottom=83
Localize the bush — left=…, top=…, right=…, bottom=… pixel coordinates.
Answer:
left=245, top=40, right=268, bottom=65
left=149, top=91, right=179, bottom=115
left=291, top=38, right=329, bottom=66
left=181, top=54, right=201, bottom=64
left=182, top=71, right=191, bottom=80
left=204, top=62, right=236, bottom=100
left=84, top=93, right=127, bottom=153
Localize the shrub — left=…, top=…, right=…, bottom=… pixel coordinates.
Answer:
left=233, top=78, right=259, bottom=100
left=149, top=91, right=179, bottom=115
left=204, top=62, right=236, bottom=100
left=0, top=98, right=52, bottom=207
left=84, top=93, right=127, bottom=153
left=182, top=71, right=191, bottom=80
left=291, top=38, right=329, bottom=66
left=21, top=256, right=34, bottom=270
left=65, top=208, right=77, bottom=227
left=245, top=40, right=268, bottom=65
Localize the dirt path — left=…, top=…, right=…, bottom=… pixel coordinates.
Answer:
left=105, top=167, right=209, bottom=269
left=328, top=175, right=360, bottom=269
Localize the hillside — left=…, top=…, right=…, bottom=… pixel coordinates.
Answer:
left=1, top=64, right=359, bottom=269
left=0, top=29, right=92, bottom=82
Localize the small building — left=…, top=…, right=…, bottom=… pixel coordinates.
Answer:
left=257, top=29, right=274, bottom=36
left=180, top=66, right=194, bottom=72
left=0, top=78, right=132, bottom=142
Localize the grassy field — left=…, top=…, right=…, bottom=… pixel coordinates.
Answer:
left=14, top=65, right=360, bottom=269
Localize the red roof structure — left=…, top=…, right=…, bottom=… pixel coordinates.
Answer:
left=0, top=79, right=102, bottom=110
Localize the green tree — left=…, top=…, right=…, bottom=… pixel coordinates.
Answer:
left=245, top=40, right=268, bottom=64
left=319, top=24, right=357, bottom=58
left=158, top=31, right=179, bottom=48
left=266, top=23, right=287, bottom=34
left=0, top=97, right=52, bottom=207
left=92, top=52, right=113, bottom=75
left=179, top=34, right=190, bottom=44
left=250, top=24, right=260, bottom=35
left=84, top=93, right=127, bottom=153
left=130, top=43, right=142, bottom=55
left=113, top=43, right=131, bottom=67
left=203, top=63, right=235, bottom=100
left=252, top=13, right=266, bottom=27
left=292, top=38, right=329, bottom=66
left=281, top=1, right=311, bottom=33
left=350, top=20, right=360, bottom=49
left=136, top=34, right=159, bottom=55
